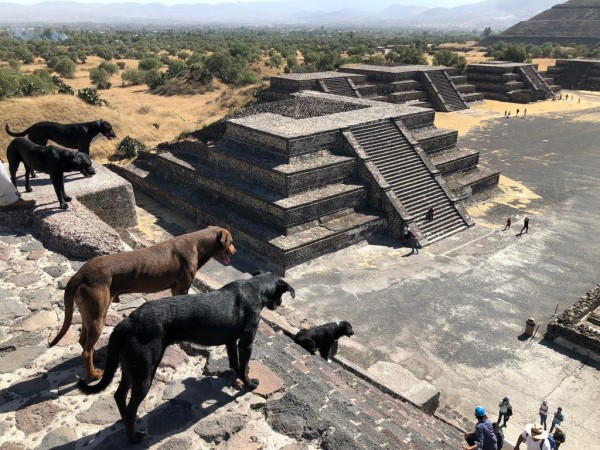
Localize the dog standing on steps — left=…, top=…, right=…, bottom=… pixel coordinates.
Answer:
left=78, top=272, right=295, bottom=444
left=7, top=137, right=96, bottom=209
left=5, top=119, right=115, bottom=177
left=49, top=226, right=236, bottom=380
left=295, top=321, right=354, bottom=360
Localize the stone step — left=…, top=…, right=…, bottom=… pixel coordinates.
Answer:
left=169, top=140, right=357, bottom=197
left=146, top=152, right=368, bottom=233
left=388, top=90, right=428, bottom=103
left=445, top=167, right=501, bottom=198
left=430, top=147, right=480, bottom=175
left=110, top=163, right=385, bottom=271
left=411, top=128, right=458, bottom=153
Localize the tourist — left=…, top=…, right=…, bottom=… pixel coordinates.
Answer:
left=507, top=111, right=511, bottom=118
left=403, top=224, right=410, bottom=243
left=514, top=423, right=551, bottom=450
left=427, top=207, right=434, bottom=221
left=524, top=108, right=527, bottom=118
left=410, top=230, right=420, bottom=255
left=552, top=428, right=566, bottom=448
left=539, top=400, right=549, bottom=430
left=493, top=422, right=504, bottom=449
left=520, top=217, right=530, bottom=235
left=516, top=108, right=520, bottom=117
left=504, top=110, right=507, bottom=118
left=565, top=94, right=569, bottom=101
left=578, top=98, right=581, bottom=104
left=0, top=160, right=36, bottom=212
left=463, top=406, right=497, bottom=450
left=549, top=407, right=564, bottom=433
left=497, top=397, right=512, bottom=427
left=502, top=217, right=511, bottom=231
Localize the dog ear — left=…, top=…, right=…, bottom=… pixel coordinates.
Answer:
left=279, top=279, right=295, bottom=298
left=252, top=270, right=266, bottom=277
left=215, top=230, right=223, bottom=246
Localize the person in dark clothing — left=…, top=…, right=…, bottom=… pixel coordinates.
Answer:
left=463, top=406, right=497, bottom=450
left=520, top=217, right=529, bottom=235
left=502, top=217, right=511, bottom=231
left=427, top=207, right=434, bottom=221
left=410, top=231, right=420, bottom=254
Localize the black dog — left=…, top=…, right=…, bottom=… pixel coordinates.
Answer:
left=7, top=137, right=96, bottom=209
left=6, top=119, right=114, bottom=177
left=294, top=321, right=354, bottom=360
left=6, top=119, right=116, bottom=155
left=78, top=272, right=295, bottom=444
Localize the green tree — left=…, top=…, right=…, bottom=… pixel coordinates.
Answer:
left=121, top=69, right=146, bottom=86
left=386, top=45, right=427, bottom=65
left=89, top=68, right=111, bottom=89
left=53, top=57, right=77, bottom=79
left=98, top=61, right=119, bottom=75
left=433, top=49, right=467, bottom=72
left=138, top=57, right=162, bottom=71
left=482, top=27, right=493, bottom=38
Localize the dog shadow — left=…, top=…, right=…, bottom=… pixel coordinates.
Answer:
left=51, top=375, right=244, bottom=449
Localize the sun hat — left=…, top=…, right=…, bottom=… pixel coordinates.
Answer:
left=525, top=423, right=549, bottom=440
left=474, top=406, right=486, bottom=418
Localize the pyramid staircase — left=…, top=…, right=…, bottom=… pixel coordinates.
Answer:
left=546, top=59, right=600, bottom=91
left=344, top=120, right=470, bottom=243
left=518, top=64, right=554, bottom=99
left=320, top=77, right=360, bottom=98
left=421, top=70, right=468, bottom=112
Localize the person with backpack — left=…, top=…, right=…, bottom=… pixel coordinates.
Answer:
left=462, top=406, right=497, bottom=450
left=493, top=422, right=504, bottom=449
left=514, top=423, right=551, bottom=450
left=552, top=429, right=565, bottom=448
left=497, top=397, right=512, bottom=427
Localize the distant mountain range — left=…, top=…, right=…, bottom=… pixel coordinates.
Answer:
left=0, top=0, right=560, bottom=28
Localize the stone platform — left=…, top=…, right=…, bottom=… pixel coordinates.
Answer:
left=467, top=61, right=560, bottom=103
left=114, top=92, right=500, bottom=272
left=262, top=64, right=484, bottom=113
left=0, top=163, right=136, bottom=260
left=546, top=58, right=600, bottom=91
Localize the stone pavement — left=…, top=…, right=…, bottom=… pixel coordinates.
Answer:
left=0, top=228, right=464, bottom=449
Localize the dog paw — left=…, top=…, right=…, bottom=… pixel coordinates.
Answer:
left=60, top=203, right=69, bottom=210
left=26, top=187, right=33, bottom=193
left=245, top=378, right=260, bottom=391
left=30, top=172, right=37, bottom=178
left=64, top=195, right=72, bottom=202
left=128, top=431, right=147, bottom=444
left=90, top=369, right=103, bottom=381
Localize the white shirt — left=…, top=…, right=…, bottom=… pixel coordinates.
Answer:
left=520, top=431, right=551, bottom=450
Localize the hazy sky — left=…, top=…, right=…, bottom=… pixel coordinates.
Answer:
left=0, top=0, right=484, bottom=6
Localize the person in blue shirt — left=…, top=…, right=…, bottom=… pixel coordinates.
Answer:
left=463, top=406, right=497, bottom=450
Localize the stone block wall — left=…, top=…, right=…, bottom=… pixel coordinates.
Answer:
left=546, top=284, right=600, bottom=353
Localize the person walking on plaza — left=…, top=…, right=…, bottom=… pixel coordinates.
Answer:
left=0, top=160, right=36, bottom=212
left=552, top=429, right=566, bottom=448
left=410, top=230, right=420, bottom=255
left=520, top=217, right=529, bottom=235
left=539, top=400, right=549, bottom=430
left=497, top=397, right=512, bottom=427
left=524, top=108, right=527, bottom=118
left=403, top=224, right=410, bottom=243
left=549, top=407, right=564, bottom=433
left=426, top=206, right=434, bottom=222
left=462, top=406, right=497, bottom=450
left=516, top=108, right=520, bottom=117
left=502, top=217, right=511, bottom=231
left=514, top=423, right=551, bottom=450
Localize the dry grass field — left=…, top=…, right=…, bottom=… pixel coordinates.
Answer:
left=1, top=56, right=282, bottom=161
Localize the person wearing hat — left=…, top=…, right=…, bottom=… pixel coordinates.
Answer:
left=498, top=396, right=512, bottom=427
left=514, top=423, right=551, bottom=450
left=463, top=406, right=497, bottom=450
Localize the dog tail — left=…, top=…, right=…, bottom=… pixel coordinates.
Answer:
left=5, top=123, right=28, bottom=137
left=48, top=276, right=78, bottom=347
left=78, top=324, right=125, bottom=394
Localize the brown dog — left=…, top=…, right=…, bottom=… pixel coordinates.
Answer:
left=49, top=226, right=236, bottom=380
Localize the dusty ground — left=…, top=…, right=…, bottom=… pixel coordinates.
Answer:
left=1, top=56, right=278, bottom=161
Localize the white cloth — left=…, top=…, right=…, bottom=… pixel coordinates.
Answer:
left=0, top=162, right=19, bottom=206
left=520, top=431, right=551, bottom=450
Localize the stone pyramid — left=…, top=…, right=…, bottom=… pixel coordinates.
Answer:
left=482, top=0, right=600, bottom=46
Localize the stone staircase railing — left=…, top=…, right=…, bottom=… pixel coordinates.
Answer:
left=518, top=65, right=554, bottom=99
left=422, top=71, right=468, bottom=112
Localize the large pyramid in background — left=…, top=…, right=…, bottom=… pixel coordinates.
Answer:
left=481, top=0, right=600, bottom=46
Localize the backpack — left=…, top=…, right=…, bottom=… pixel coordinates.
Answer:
left=495, top=428, right=504, bottom=449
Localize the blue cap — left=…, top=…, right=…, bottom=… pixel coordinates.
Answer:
left=475, top=406, right=486, bottom=418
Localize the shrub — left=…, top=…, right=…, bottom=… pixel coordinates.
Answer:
left=0, top=68, right=21, bottom=99
left=18, top=71, right=55, bottom=96
left=432, top=49, right=467, bottom=72
left=89, top=68, right=111, bottom=88
left=53, top=57, right=77, bottom=79
left=121, top=69, right=146, bottom=86
left=98, top=61, right=119, bottom=75
left=166, top=60, right=187, bottom=78
left=116, top=61, right=126, bottom=70
left=52, top=76, right=74, bottom=95
left=77, top=87, right=109, bottom=106
left=143, top=69, right=164, bottom=89
left=138, top=57, right=162, bottom=71
left=236, top=70, right=259, bottom=86
left=116, top=136, right=146, bottom=159
left=386, top=45, right=427, bottom=65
